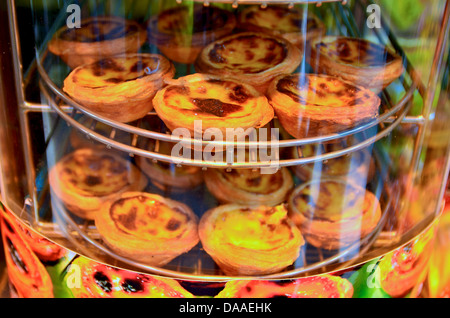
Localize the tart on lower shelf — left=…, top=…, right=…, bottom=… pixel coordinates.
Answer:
left=204, top=167, right=293, bottom=206
left=49, top=16, right=147, bottom=69
left=135, top=138, right=204, bottom=191
left=291, top=143, right=375, bottom=184
left=195, top=32, right=302, bottom=93
left=152, top=73, right=274, bottom=143
left=198, top=204, right=304, bottom=276
left=63, top=53, right=175, bottom=123
left=148, top=4, right=236, bottom=64
left=308, top=36, right=404, bottom=91
left=267, top=73, right=381, bottom=139
left=287, top=178, right=382, bottom=250
left=48, top=148, right=147, bottom=220
left=238, top=5, right=325, bottom=49
left=95, top=192, right=199, bottom=266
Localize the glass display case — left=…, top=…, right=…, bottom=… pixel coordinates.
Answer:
left=0, top=0, right=449, bottom=298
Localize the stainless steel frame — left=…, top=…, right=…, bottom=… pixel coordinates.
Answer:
left=1, top=0, right=449, bottom=280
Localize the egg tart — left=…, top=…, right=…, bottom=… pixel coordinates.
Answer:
left=135, top=138, right=203, bottom=191
left=95, top=192, right=199, bottom=267
left=308, top=36, right=404, bottom=91
left=292, top=144, right=374, bottom=184
left=49, top=16, right=147, bottom=69
left=238, top=5, right=325, bottom=49
left=63, top=53, right=175, bottom=123
left=199, top=204, right=304, bottom=276
left=148, top=5, right=236, bottom=64
left=287, top=178, right=381, bottom=250
left=195, top=32, right=302, bottom=93
left=153, top=73, right=274, bottom=141
left=48, top=148, right=147, bottom=220
left=267, top=73, right=381, bottom=139
left=204, top=167, right=293, bottom=206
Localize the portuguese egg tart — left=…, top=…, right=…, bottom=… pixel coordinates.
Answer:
left=153, top=73, right=274, bottom=140
left=287, top=178, right=381, bottom=250
left=238, top=5, right=325, bottom=49
left=48, top=148, right=147, bottom=220
left=148, top=5, right=236, bottom=64
left=267, top=73, right=381, bottom=139
left=135, top=138, right=203, bottom=191
left=195, top=32, right=302, bottom=93
left=204, top=167, right=293, bottom=206
left=308, top=36, right=404, bottom=91
left=291, top=144, right=374, bottom=184
left=63, top=53, right=175, bottom=123
left=49, top=16, right=147, bottom=69
left=95, top=192, right=199, bottom=267
left=216, top=274, right=353, bottom=298
left=199, top=204, right=304, bottom=276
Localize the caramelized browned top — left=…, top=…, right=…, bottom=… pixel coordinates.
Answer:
left=60, top=18, right=140, bottom=42
left=241, top=6, right=321, bottom=33
left=275, top=74, right=374, bottom=107
left=206, top=33, right=288, bottom=74
left=109, top=195, right=191, bottom=240
left=220, top=169, right=284, bottom=194
left=316, top=37, right=397, bottom=67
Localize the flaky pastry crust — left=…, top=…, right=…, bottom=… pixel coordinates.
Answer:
left=195, top=32, right=302, bottom=93
left=48, top=148, right=147, bottom=220
left=308, top=36, right=404, bottom=92
left=287, top=178, right=382, bottom=250
left=49, top=16, right=147, bottom=69
left=63, top=53, right=175, bottom=123
left=95, top=192, right=199, bottom=266
left=267, top=73, right=381, bottom=139
left=199, top=204, right=304, bottom=276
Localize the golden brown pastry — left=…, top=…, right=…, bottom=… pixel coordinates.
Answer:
left=48, top=148, right=147, bottom=220
left=308, top=36, right=404, bottom=91
left=291, top=143, right=374, bottom=184
left=49, top=16, right=147, bottom=69
left=267, top=73, right=380, bottom=139
left=63, top=53, right=175, bottom=123
left=152, top=73, right=274, bottom=140
left=195, top=32, right=302, bottom=93
left=148, top=5, right=236, bottom=64
left=238, top=5, right=325, bottom=49
left=287, top=178, right=381, bottom=250
left=95, top=192, right=199, bottom=267
left=204, top=167, right=293, bottom=206
left=135, top=138, right=203, bottom=191
left=199, top=204, right=304, bottom=276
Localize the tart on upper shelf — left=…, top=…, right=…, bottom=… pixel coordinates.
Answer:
left=49, top=16, right=147, bottom=69
left=238, top=5, right=326, bottom=49
left=287, top=178, right=382, bottom=250
left=195, top=32, right=302, bottom=93
left=48, top=148, right=147, bottom=220
left=152, top=73, right=274, bottom=142
left=63, top=53, right=175, bottom=123
left=95, top=192, right=199, bottom=267
left=267, top=73, right=381, bottom=139
left=308, top=36, right=404, bottom=91
left=198, top=204, right=304, bottom=276
left=148, top=4, right=236, bottom=64
left=204, top=167, right=293, bottom=206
